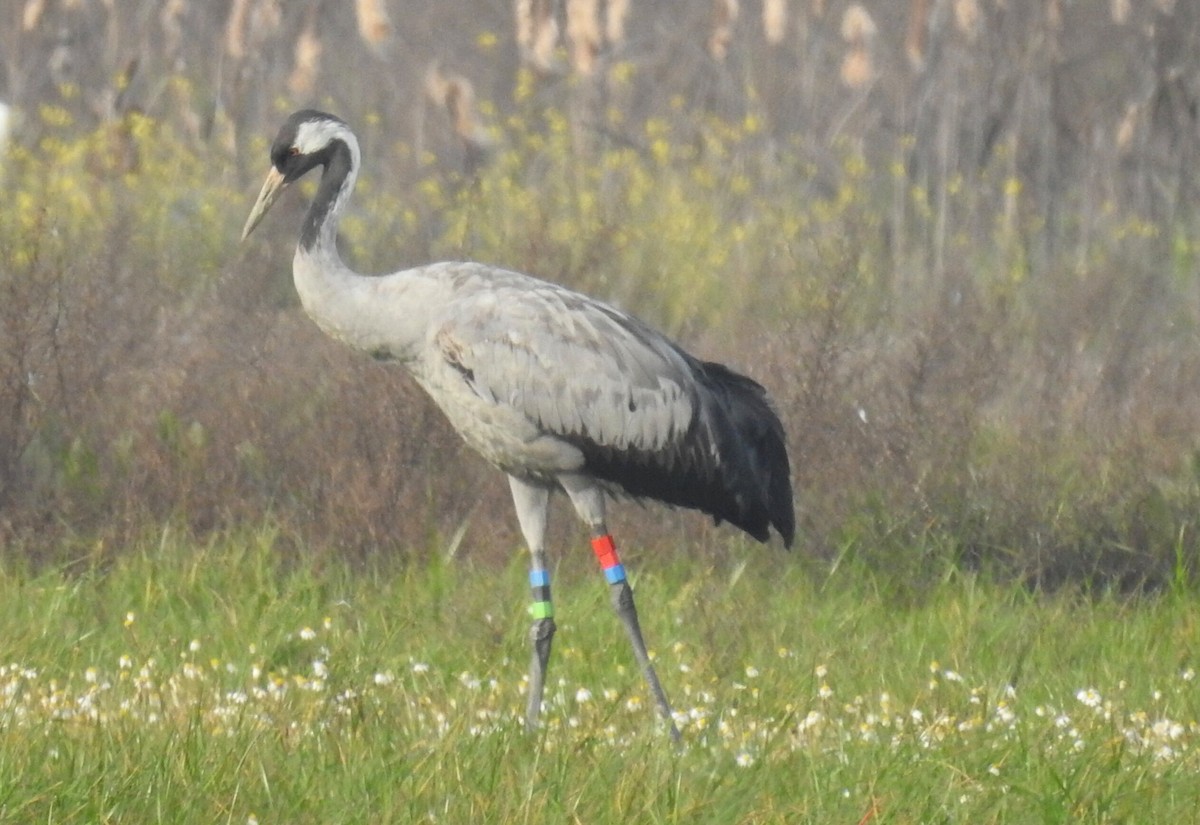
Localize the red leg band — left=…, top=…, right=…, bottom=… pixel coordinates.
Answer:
left=591, top=534, right=621, bottom=569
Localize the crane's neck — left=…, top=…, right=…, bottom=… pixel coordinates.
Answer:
left=299, top=133, right=359, bottom=256
left=290, top=131, right=427, bottom=362
left=291, top=132, right=374, bottom=351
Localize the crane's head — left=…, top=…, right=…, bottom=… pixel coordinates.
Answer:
left=241, top=110, right=356, bottom=241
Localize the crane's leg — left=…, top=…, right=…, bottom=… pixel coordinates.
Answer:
left=508, top=476, right=555, bottom=732
left=591, top=531, right=681, bottom=741
left=561, top=475, right=681, bottom=742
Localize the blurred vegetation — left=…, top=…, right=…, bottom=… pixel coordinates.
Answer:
left=2, top=1, right=1200, bottom=589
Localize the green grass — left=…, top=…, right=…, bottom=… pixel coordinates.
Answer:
left=0, top=527, right=1198, bottom=823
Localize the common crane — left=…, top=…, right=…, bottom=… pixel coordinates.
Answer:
left=242, top=110, right=795, bottom=740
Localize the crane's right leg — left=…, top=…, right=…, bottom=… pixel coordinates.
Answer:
left=508, top=476, right=555, bottom=733
left=560, top=474, right=681, bottom=742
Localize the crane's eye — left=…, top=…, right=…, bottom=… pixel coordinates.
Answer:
left=288, top=147, right=301, bottom=156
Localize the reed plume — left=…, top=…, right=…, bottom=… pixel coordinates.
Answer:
left=356, top=0, right=394, bottom=48
left=840, top=3, right=876, bottom=90
left=708, top=0, right=738, bottom=61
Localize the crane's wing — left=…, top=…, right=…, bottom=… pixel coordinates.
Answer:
left=430, top=278, right=699, bottom=455
left=419, top=264, right=793, bottom=546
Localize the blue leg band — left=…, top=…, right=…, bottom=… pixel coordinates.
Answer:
left=604, top=564, right=627, bottom=584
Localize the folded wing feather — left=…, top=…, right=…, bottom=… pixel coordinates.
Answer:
left=432, top=280, right=699, bottom=455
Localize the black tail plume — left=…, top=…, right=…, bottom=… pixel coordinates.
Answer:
left=568, top=359, right=795, bottom=547
left=697, top=361, right=795, bottom=547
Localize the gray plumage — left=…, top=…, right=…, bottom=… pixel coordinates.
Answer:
left=242, top=110, right=795, bottom=738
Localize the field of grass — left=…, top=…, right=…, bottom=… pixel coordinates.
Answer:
left=0, top=526, right=1197, bottom=823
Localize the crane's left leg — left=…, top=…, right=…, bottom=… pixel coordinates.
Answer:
left=561, top=475, right=681, bottom=742
left=508, top=476, right=556, bottom=733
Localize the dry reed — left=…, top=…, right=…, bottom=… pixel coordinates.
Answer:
left=708, top=0, right=738, bottom=61
left=839, top=4, right=876, bottom=90
left=566, top=0, right=602, bottom=75
left=516, top=0, right=561, bottom=73
left=763, top=0, right=787, bottom=45
left=355, top=0, right=393, bottom=48
left=288, top=13, right=323, bottom=97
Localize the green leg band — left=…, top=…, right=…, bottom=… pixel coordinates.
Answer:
left=529, top=601, right=554, bottom=619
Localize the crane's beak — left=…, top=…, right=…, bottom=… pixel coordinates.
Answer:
left=241, top=167, right=288, bottom=241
